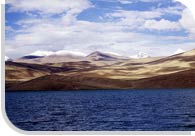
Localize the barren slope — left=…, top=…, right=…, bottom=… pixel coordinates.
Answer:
left=5, top=49, right=195, bottom=90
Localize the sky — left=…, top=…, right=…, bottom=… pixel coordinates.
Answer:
left=5, top=0, right=195, bottom=58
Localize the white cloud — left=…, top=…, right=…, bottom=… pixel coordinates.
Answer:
left=94, top=0, right=132, bottom=4
left=106, top=10, right=163, bottom=30
left=179, top=9, right=195, bottom=39
left=5, top=26, right=14, bottom=32
left=100, top=0, right=163, bottom=4
left=139, top=0, right=162, bottom=2
left=6, top=11, right=194, bottom=58
left=109, top=10, right=163, bottom=20
left=144, top=19, right=181, bottom=31
left=55, top=50, right=87, bottom=56
left=6, top=0, right=92, bottom=15
left=130, top=51, right=149, bottom=59
left=5, top=0, right=195, bottom=58
left=156, top=5, right=184, bottom=15
left=106, top=8, right=185, bottom=31
left=117, top=0, right=132, bottom=4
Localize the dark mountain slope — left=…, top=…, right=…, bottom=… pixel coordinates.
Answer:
left=6, top=69, right=195, bottom=91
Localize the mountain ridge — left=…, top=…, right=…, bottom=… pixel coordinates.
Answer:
left=6, top=49, right=195, bottom=90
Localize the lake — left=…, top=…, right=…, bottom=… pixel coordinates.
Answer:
left=5, top=89, right=195, bottom=131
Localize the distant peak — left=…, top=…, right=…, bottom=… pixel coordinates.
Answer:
left=87, top=51, right=110, bottom=56
left=5, top=56, right=10, bottom=61
left=103, top=51, right=122, bottom=57
left=87, top=51, right=122, bottom=61
left=89, top=51, right=102, bottom=55
left=173, top=49, right=185, bottom=55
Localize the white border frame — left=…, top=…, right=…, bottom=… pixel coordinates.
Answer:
left=1, top=0, right=195, bottom=135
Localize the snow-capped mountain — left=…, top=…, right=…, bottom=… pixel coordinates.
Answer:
left=103, top=51, right=122, bottom=57
left=86, top=51, right=123, bottom=61
left=27, top=50, right=86, bottom=57
left=20, top=50, right=54, bottom=59
left=28, top=50, right=54, bottom=57
left=173, top=49, right=185, bottom=55
left=5, top=56, right=11, bottom=61
left=15, top=50, right=87, bottom=63
left=130, top=51, right=150, bottom=59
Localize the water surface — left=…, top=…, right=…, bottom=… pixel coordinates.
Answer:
left=5, top=89, right=195, bottom=131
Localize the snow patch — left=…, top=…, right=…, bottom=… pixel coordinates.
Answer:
left=5, top=56, right=9, bottom=61
left=28, top=50, right=86, bottom=57
left=173, top=49, right=185, bottom=55
left=29, top=50, right=54, bottom=56
left=103, top=51, right=122, bottom=56
left=130, top=51, right=149, bottom=59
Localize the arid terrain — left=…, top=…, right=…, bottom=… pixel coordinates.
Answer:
left=5, top=49, right=195, bottom=91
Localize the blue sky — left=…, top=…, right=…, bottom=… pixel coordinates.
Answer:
left=5, top=0, right=195, bottom=58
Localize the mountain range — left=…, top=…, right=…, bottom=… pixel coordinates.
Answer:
left=7, top=49, right=186, bottom=63
left=5, top=49, right=195, bottom=91
left=12, top=50, right=129, bottom=66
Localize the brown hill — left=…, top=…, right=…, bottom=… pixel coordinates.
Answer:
left=6, top=69, right=195, bottom=91
left=5, top=61, right=49, bottom=82
left=5, top=61, right=99, bottom=81
left=5, top=49, right=195, bottom=91
left=132, top=69, right=195, bottom=89
left=6, top=74, right=132, bottom=91
left=81, top=49, right=195, bottom=80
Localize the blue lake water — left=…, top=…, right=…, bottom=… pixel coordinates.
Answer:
left=5, top=89, right=195, bottom=131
